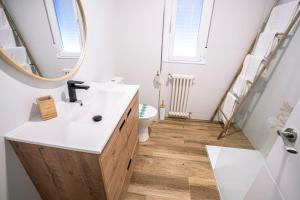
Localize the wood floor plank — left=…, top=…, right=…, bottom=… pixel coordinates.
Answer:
left=138, top=138, right=209, bottom=162
left=189, top=177, right=219, bottom=200
left=126, top=119, right=253, bottom=200
left=140, top=142, right=207, bottom=156
left=125, top=193, right=147, bottom=200
left=131, top=172, right=189, bottom=191
left=125, top=193, right=179, bottom=200
left=146, top=195, right=179, bottom=200
left=127, top=184, right=191, bottom=200
left=133, top=155, right=214, bottom=179
left=190, top=185, right=219, bottom=200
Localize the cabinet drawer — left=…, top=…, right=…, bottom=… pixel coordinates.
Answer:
left=100, top=117, right=129, bottom=199
left=128, top=140, right=138, bottom=176
left=127, top=123, right=138, bottom=156
left=126, top=94, right=138, bottom=135
left=120, top=140, right=139, bottom=200
left=106, top=147, right=128, bottom=200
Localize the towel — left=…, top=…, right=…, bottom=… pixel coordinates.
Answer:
left=139, top=104, right=147, bottom=118
left=240, top=55, right=264, bottom=83
left=232, top=75, right=248, bottom=98
left=153, top=73, right=164, bottom=88
left=3, top=46, right=28, bottom=65
left=253, top=32, right=277, bottom=58
left=265, top=1, right=300, bottom=33
left=221, top=93, right=237, bottom=124
left=0, top=28, right=16, bottom=48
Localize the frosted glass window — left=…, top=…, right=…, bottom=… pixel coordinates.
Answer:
left=173, top=0, right=203, bottom=57
left=53, top=0, right=81, bottom=53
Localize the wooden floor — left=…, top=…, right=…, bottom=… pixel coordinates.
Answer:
left=125, top=118, right=253, bottom=200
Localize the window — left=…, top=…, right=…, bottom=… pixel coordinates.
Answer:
left=163, top=0, right=214, bottom=64
left=44, top=0, right=83, bottom=58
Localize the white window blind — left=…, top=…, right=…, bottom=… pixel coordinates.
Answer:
left=53, top=0, right=81, bottom=53
left=173, top=0, right=203, bottom=57
left=163, top=0, right=214, bottom=64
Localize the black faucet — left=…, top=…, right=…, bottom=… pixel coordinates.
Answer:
left=67, top=80, right=90, bottom=102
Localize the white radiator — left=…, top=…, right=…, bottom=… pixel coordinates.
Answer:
left=169, top=74, right=194, bottom=118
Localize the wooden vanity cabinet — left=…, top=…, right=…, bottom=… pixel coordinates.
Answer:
left=10, top=92, right=139, bottom=200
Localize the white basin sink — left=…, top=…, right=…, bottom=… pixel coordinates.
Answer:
left=5, top=82, right=139, bottom=154
left=65, top=89, right=125, bottom=124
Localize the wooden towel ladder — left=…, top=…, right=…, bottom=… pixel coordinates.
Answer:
left=210, top=4, right=300, bottom=139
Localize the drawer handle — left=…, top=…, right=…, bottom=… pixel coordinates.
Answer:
left=127, top=108, right=132, bottom=117
left=127, top=158, right=132, bottom=170
left=119, top=120, right=126, bottom=131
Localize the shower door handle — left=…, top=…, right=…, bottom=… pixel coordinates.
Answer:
left=277, top=128, right=298, bottom=154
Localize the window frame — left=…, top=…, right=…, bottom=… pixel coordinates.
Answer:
left=163, top=0, right=214, bottom=64
left=44, top=0, right=83, bottom=59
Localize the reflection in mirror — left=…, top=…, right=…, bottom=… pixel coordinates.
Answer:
left=0, top=0, right=85, bottom=79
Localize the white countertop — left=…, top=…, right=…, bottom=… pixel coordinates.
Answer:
left=5, top=82, right=139, bottom=154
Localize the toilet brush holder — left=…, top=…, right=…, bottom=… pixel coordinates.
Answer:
left=159, top=107, right=166, bottom=120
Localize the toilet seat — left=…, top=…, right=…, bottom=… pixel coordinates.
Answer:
left=139, top=104, right=157, bottom=120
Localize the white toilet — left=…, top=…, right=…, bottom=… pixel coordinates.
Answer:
left=138, top=104, right=157, bottom=142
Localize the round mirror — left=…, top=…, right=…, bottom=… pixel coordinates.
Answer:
left=0, top=0, right=86, bottom=81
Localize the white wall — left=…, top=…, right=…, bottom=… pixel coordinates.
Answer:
left=115, top=0, right=162, bottom=110
left=0, top=0, right=117, bottom=199
left=114, top=0, right=275, bottom=119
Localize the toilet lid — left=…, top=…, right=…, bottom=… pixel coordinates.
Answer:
left=139, top=104, right=157, bottom=119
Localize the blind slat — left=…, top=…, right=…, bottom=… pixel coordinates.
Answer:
left=53, top=0, right=81, bottom=52
left=173, top=0, right=203, bottom=57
